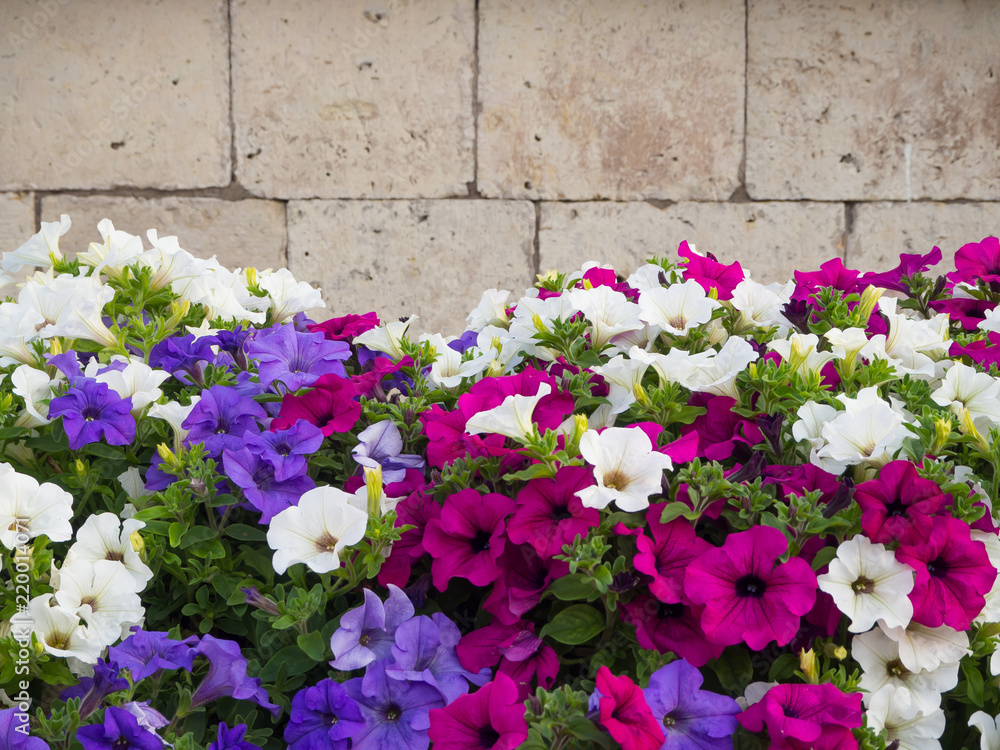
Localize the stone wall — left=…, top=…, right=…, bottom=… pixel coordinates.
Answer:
left=1, top=0, right=998, bottom=334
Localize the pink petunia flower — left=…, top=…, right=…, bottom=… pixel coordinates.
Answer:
left=427, top=673, right=528, bottom=750
left=378, top=487, right=441, bottom=588
left=307, top=311, right=380, bottom=342
left=854, top=461, right=949, bottom=546
left=457, top=621, right=558, bottom=701
left=633, top=506, right=712, bottom=604
left=591, top=667, right=664, bottom=750
left=680, top=394, right=763, bottom=461
left=684, top=526, right=817, bottom=650
left=737, top=682, right=863, bottom=750
left=506, top=467, right=599, bottom=559
left=483, top=544, right=570, bottom=625
left=951, top=333, right=1000, bottom=370
left=947, top=236, right=1000, bottom=286
left=859, top=247, right=943, bottom=294
left=676, top=241, right=745, bottom=301
left=620, top=595, right=724, bottom=667
left=270, top=373, right=360, bottom=436
left=423, top=489, right=514, bottom=591
left=896, top=515, right=997, bottom=630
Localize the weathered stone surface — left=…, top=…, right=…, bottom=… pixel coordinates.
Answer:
left=478, top=0, right=744, bottom=201
left=287, top=200, right=535, bottom=334
left=0, top=193, right=34, bottom=254
left=847, top=202, right=1000, bottom=273
left=540, top=201, right=847, bottom=283
left=232, top=0, right=475, bottom=199
left=40, top=196, right=287, bottom=272
left=0, top=1, right=230, bottom=190
left=747, top=0, right=1000, bottom=201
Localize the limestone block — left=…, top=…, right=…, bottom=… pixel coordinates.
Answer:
left=0, top=0, right=230, bottom=190
left=747, top=0, right=1000, bottom=200
left=847, top=202, right=1000, bottom=274
left=232, top=0, right=475, bottom=199
left=40, top=196, right=287, bottom=272
left=539, top=201, right=847, bottom=283
left=478, top=0, right=745, bottom=200
left=287, top=200, right=535, bottom=335
left=0, top=192, right=35, bottom=296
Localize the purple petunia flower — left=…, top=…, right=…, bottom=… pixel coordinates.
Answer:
left=642, top=659, right=741, bottom=750
left=246, top=325, right=351, bottom=392
left=387, top=613, right=491, bottom=703
left=149, top=334, right=217, bottom=385
left=59, top=659, right=128, bottom=720
left=284, top=679, right=365, bottom=750
left=189, top=635, right=280, bottom=718
left=183, top=385, right=267, bottom=456
left=211, top=327, right=252, bottom=371
left=48, top=379, right=135, bottom=450
left=108, top=627, right=200, bottom=682
left=343, top=660, right=445, bottom=750
left=0, top=708, right=49, bottom=750
left=222, top=447, right=315, bottom=523
left=76, top=706, right=162, bottom=750
left=208, top=723, right=262, bottom=750
left=352, top=420, right=425, bottom=483
left=330, top=586, right=415, bottom=671
left=245, top=421, right=324, bottom=481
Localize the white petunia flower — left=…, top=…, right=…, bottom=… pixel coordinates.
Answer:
left=354, top=316, right=417, bottom=360
left=76, top=219, right=145, bottom=279
left=861, top=297, right=951, bottom=381
left=92, top=360, right=172, bottom=416
left=0, top=302, right=46, bottom=367
left=566, top=286, right=643, bottom=350
left=118, top=468, right=152, bottom=502
left=636, top=280, right=720, bottom=337
left=978, top=307, right=1000, bottom=336
left=628, top=345, right=716, bottom=389
left=866, top=685, right=945, bottom=750
left=147, top=397, right=200, bottom=452
left=814, top=387, right=910, bottom=469
left=476, top=325, right=525, bottom=376
left=930, top=362, right=1000, bottom=432
left=141, top=229, right=206, bottom=290
left=791, top=400, right=846, bottom=473
left=767, top=332, right=836, bottom=376
left=0, top=465, right=74, bottom=548
left=625, top=264, right=668, bottom=293
left=421, top=333, right=487, bottom=389
left=2, top=214, right=70, bottom=273
left=973, top=529, right=1000, bottom=625
left=729, top=278, right=794, bottom=334
left=576, top=427, right=673, bottom=512
left=467, top=289, right=512, bottom=331
left=258, top=267, right=325, bottom=325
left=27, top=594, right=104, bottom=664
left=267, top=486, right=369, bottom=574
left=507, top=294, right=580, bottom=361
left=29, top=273, right=119, bottom=348
left=54, top=559, right=144, bottom=647
left=971, top=711, right=1000, bottom=750
left=465, top=383, right=552, bottom=443
left=11, top=364, right=57, bottom=427
left=63, top=513, right=153, bottom=592
left=817, top=535, right=915, bottom=633
left=592, top=354, right=650, bottom=415
left=878, top=620, right=970, bottom=674
left=681, top=336, right=759, bottom=399
left=852, top=627, right=958, bottom=711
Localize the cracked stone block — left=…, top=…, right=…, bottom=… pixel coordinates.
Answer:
left=847, top=202, right=1000, bottom=274
left=0, top=192, right=35, bottom=295
left=747, top=0, right=1000, bottom=200
left=232, top=0, right=475, bottom=199
left=539, top=201, right=847, bottom=283
left=478, top=0, right=745, bottom=200
left=287, top=200, right=535, bottom=335
left=40, top=196, right=287, bottom=272
left=0, top=0, right=230, bottom=190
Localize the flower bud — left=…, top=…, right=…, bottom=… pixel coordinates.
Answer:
left=365, top=465, right=384, bottom=518
left=823, top=642, right=848, bottom=660
left=798, top=648, right=819, bottom=684
left=531, top=313, right=548, bottom=334
left=129, top=530, right=146, bottom=560
left=633, top=383, right=651, bottom=408
left=156, top=443, right=180, bottom=471
left=856, top=285, right=884, bottom=322
left=928, top=417, right=953, bottom=456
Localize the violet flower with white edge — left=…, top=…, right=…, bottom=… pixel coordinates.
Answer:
left=352, top=420, right=425, bottom=483
left=817, top=535, right=915, bottom=633
left=266, top=485, right=368, bottom=574
left=575, top=426, right=673, bottom=512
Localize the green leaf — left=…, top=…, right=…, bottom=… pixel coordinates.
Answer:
left=133, top=506, right=173, bottom=521
left=179, top=526, right=217, bottom=549
left=539, top=604, right=605, bottom=645
left=224, top=523, right=267, bottom=542
left=296, top=631, right=326, bottom=662
left=502, top=463, right=555, bottom=482
left=963, top=661, right=985, bottom=707
left=260, top=646, right=318, bottom=681
left=168, top=521, right=184, bottom=548
left=659, top=501, right=700, bottom=524
left=82, top=442, right=127, bottom=460
left=809, top=545, right=838, bottom=572
left=546, top=574, right=593, bottom=601
left=713, top=647, right=754, bottom=694
left=767, top=653, right=799, bottom=684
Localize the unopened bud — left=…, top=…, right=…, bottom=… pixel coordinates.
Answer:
left=129, top=530, right=146, bottom=560
left=365, top=465, right=384, bottom=518
left=531, top=313, right=548, bottom=334
left=929, top=417, right=952, bottom=455
left=156, top=443, right=180, bottom=470
left=799, top=648, right=819, bottom=684
left=633, top=383, right=651, bottom=408
left=707, top=285, right=719, bottom=301
left=959, top=408, right=992, bottom=453
left=245, top=267, right=259, bottom=287
left=856, top=285, right=884, bottom=322
left=74, top=459, right=86, bottom=476
left=823, top=642, right=848, bottom=660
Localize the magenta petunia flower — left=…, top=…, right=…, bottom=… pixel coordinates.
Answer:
left=737, top=682, right=862, bottom=750
left=859, top=246, right=943, bottom=293
left=762, top=464, right=842, bottom=506
left=951, top=333, right=1000, bottom=370
left=506, top=467, right=599, bottom=559
left=378, top=487, right=441, bottom=588
left=423, top=489, right=515, bottom=591
left=948, top=236, right=1000, bottom=286
left=633, top=508, right=712, bottom=604
left=427, top=673, right=528, bottom=750
left=620, top=596, right=723, bottom=668
left=483, top=543, right=570, bottom=625
left=854, top=461, right=949, bottom=546
left=307, top=311, right=380, bottom=342
left=591, top=667, right=664, bottom=750
left=420, top=404, right=511, bottom=469
left=684, top=526, right=817, bottom=650
left=896, top=515, right=997, bottom=630
left=793, top=257, right=864, bottom=301
left=930, top=297, right=996, bottom=330
left=457, top=621, right=557, bottom=701
left=676, top=241, right=744, bottom=301
left=270, top=373, right=361, bottom=436
left=680, top=394, right=762, bottom=461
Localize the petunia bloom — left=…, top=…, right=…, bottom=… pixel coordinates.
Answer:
left=684, top=526, right=817, bottom=650
left=343, top=660, right=445, bottom=750
left=576, top=426, right=673, bottom=512
left=736, top=682, right=863, bottom=750
left=329, top=585, right=415, bottom=671
left=48, top=379, right=135, bottom=450
left=0, top=707, right=49, bottom=749
left=182, top=385, right=266, bottom=456
left=208, top=723, right=261, bottom=750
left=189, top=636, right=280, bottom=718
left=506, top=467, right=599, bottom=559
left=591, top=666, right=664, bottom=750
left=284, top=679, right=365, bottom=750
left=245, top=324, right=350, bottom=391
left=427, top=673, right=528, bottom=750
left=76, top=705, right=162, bottom=750
left=643, top=659, right=741, bottom=750
left=854, top=461, right=949, bottom=546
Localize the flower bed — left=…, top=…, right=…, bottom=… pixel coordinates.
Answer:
left=2, top=217, right=1000, bottom=750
